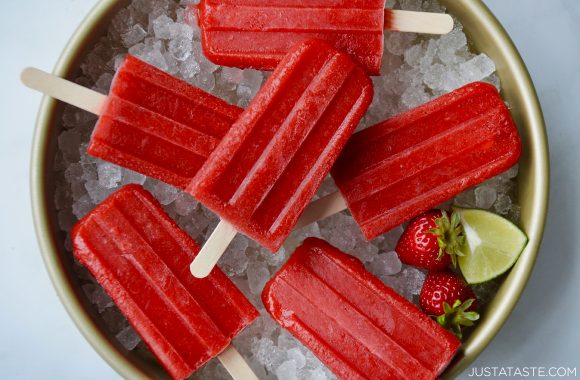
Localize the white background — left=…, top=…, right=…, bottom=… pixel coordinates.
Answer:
left=0, top=1, right=579, bottom=379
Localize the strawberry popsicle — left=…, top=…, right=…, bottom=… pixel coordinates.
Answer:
left=88, top=55, right=243, bottom=189
left=195, top=0, right=453, bottom=75
left=187, top=39, right=373, bottom=277
left=297, top=81, right=522, bottom=240
left=72, top=185, right=259, bottom=380
left=263, top=237, right=461, bottom=379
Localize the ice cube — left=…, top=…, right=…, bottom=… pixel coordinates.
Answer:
left=276, top=360, right=298, bottom=380
left=111, top=8, right=136, bottom=35
left=504, top=164, right=519, bottom=179
left=287, top=348, right=306, bottom=369
left=221, top=66, right=245, bottom=84
left=62, top=106, right=96, bottom=129
left=436, top=30, right=467, bottom=65
left=152, top=15, right=175, bottom=39
left=72, top=194, right=94, bottom=219
left=401, top=83, right=430, bottom=109
left=168, top=36, right=192, bottom=61
left=144, top=180, right=180, bottom=205
left=219, top=236, right=249, bottom=276
left=382, top=266, right=426, bottom=302
left=385, top=32, right=417, bottom=56
left=266, top=246, right=288, bottom=267
left=85, top=180, right=116, bottom=205
left=251, top=337, right=286, bottom=371
left=494, top=192, right=512, bottom=215
left=116, top=326, right=141, bottom=351
left=454, top=188, right=476, bottom=208
left=350, top=241, right=379, bottom=264
left=121, top=24, right=147, bottom=47
left=193, top=71, right=216, bottom=93
left=173, top=192, right=198, bottom=216
left=403, top=43, right=424, bottom=67
left=179, top=54, right=201, bottom=79
left=247, top=261, right=270, bottom=295
left=458, top=53, right=496, bottom=85
left=368, top=251, right=402, bottom=277
left=381, top=225, right=404, bottom=251
left=97, top=162, right=122, bottom=189
left=58, top=129, right=82, bottom=163
left=320, top=213, right=359, bottom=252
left=120, top=168, right=147, bottom=186
left=475, top=186, right=498, bottom=210
left=399, top=0, right=423, bottom=11
left=306, top=368, right=329, bottom=380
left=240, top=69, right=263, bottom=97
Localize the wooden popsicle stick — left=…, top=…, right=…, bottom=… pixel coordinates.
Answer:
left=190, top=220, right=238, bottom=278
left=20, top=67, right=106, bottom=115
left=218, top=345, right=258, bottom=380
left=294, top=191, right=348, bottom=230
left=385, top=10, right=454, bottom=35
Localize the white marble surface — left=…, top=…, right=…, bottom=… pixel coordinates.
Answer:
left=0, top=1, right=578, bottom=379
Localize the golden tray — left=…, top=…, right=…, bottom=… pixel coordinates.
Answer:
left=30, top=0, right=549, bottom=378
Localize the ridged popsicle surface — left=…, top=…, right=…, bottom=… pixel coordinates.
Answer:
left=263, top=238, right=461, bottom=380
left=332, top=82, right=522, bottom=239
left=72, top=185, right=259, bottom=380
left=197, top=0, right=385, bottom=74
left=188, top=40, right=373, bottom=251
left=88, top=55, right=243, bottom=189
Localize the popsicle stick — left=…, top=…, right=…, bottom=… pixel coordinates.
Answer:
left=294, top=191, right=348, bottom=230
left=217, top=345, right=258, bottom=380
left=190, top=220, right=238, bottom=278
left=20, top=67, right=106, bottom=115
left=385, top=10, right=454, bottom=35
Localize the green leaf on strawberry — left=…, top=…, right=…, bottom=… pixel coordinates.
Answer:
left=435, top=299, right=480, bottom=340
left=428, top=210, right=466, bottom=268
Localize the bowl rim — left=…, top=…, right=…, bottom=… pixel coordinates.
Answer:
left=30, top=0, right=549, bottom=379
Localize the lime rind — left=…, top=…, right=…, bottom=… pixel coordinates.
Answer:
left=452, top=207, right=528, bottom=284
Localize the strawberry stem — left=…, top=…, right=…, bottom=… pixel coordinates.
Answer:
left=428, top=210, right=466, bottom=267
left=435, top=299, right=480, bottom=340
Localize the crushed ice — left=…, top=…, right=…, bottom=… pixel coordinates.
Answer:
left=52, top=0, right=519, bottom=378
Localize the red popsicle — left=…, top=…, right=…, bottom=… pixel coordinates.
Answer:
left=263, top=237, right=461, bottom=379
left=195, top=0, right=453, bottom=75
left=297, top=82, right=522, bottom=240
left=331, top=81, right=521, bottom=239
left=72, top=185, right=259, bottom=380
left=88, top=55, right=243, bottom=189
left=187, top=39, right=373, bottom=277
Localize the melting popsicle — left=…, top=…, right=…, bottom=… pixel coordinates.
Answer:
left=72, top=185, right=259, bottom=380
left=263, top=237, right=461, bottom=379
left=21, top=56, right=243, bottom=189
left=195, top=0, right=454, bottom=74
left=187, top=39, right=373, bottom=277
left=297, top=81, right=522, bottom=240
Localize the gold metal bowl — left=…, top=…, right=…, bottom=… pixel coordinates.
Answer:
left=30, top=0, right=549, bottom=378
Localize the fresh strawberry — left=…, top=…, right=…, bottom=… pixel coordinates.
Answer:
left=420, top=271, right=479, bottom=339
left=395, top=209, right=465, bottom=271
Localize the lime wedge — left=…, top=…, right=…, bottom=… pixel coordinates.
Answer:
left=453, top=207, right=528, bottom=284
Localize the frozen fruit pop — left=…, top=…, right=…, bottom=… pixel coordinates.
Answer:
left=195, top=0, right=454, bottom=74
left=297, top=81, right=522, bottom=240
left=72, top=185, right=259, bottom=380
left=89, top=55, right=243, bottom=189
left=187, top=39, right=373, bottom=277
left=263, top=237, right=461, bottom=380
left=21, top=56, right=242, bottom=189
